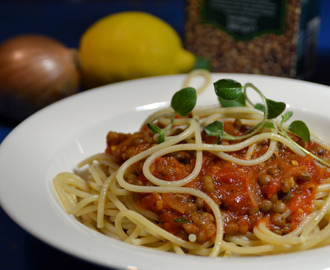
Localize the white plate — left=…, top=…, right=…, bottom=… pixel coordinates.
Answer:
left=1, top=73, right=330, bottom=270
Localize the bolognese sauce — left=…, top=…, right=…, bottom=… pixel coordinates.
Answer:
left=106, top=119, right=330, bottom=244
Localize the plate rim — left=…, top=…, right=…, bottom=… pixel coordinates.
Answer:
left=1, top=73, right=330, bottom=270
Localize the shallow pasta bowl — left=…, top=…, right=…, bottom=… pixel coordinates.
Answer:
left=1, top=73, right=330, bottom=270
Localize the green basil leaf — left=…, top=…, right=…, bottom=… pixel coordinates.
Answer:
left=147, top=123, right=162, bottom=133
left=204, top=121, right=224, bottom=143
left=255, top=103, right=265, bottom=112
left=288, top=120, right=310, bottom=143
left=157, top=132, right=165, bottom=144
left=171, top=87, right=197, bottom=116
left=214, top=79, right=243, bottom=101
left=262, top=121, right=276, bottom=129
left=281, top=111, right=293, bottom=123
left=266, top=98, right=286, bottom=119
left=205, top=121, right=224, bottom=137
left=219, top=91, right=246, bottom=107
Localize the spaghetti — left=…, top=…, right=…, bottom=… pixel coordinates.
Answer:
left=54, top=71, right=330, bottom=257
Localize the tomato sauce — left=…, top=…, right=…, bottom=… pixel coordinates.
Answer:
left=106, top=121, right=330, bottom=243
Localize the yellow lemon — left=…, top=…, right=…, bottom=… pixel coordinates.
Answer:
left=79, top=11, right=196, bottom=88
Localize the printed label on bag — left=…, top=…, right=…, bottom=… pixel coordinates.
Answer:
left=201, top=0, right=286, bottom=40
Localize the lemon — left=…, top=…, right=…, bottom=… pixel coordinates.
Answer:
left=79, top=11, right=196, bottom=88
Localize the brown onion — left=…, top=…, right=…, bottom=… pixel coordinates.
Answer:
left=0, top=34, right=80, bottom=122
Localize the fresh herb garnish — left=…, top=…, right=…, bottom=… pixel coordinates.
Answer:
left=204, top=120, right=236, bottom=143
left=147, top=78, right=330, bottom=167
left=147, top=87, right=197, bottom=143
left=287, top=120, right=311, bottom=143
left=279, top=111, right=310, bottom=143
left=214, top=79, right=243, bottom=101
left=204, top=121, right=225, bottom=144
left=207, top=79, right=286, bottom=141
left=171, top=87, right=197, bottom=117
left=276, top=111, right=330, bottom=166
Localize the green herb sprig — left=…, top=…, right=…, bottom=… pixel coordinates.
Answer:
left=147, top=87, right=197, bottom=143
left=205, top=79, right=286, bottom=142
left=147, top=78, right=330, bottom=167
left=276, top=111, right=330, bottom=167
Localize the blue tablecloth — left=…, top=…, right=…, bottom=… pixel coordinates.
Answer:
left=0, top=0, right=329, bottom=269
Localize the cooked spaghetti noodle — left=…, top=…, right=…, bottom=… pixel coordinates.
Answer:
left=54, top=71, right=330, bottom=257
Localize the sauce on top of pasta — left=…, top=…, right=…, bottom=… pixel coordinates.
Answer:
left=105, top=119, right=330, bottom=244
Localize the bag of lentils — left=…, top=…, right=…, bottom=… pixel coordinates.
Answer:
left=185, top=0, right=321, bottom=79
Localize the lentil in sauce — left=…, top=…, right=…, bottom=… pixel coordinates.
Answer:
left=106, top=120, right=330, bottom=244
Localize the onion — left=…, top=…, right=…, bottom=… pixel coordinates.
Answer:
left=0, top=34, right=81, bottom=122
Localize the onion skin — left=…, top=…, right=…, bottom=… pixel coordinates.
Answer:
left=0, top=34, right=80, bottom=121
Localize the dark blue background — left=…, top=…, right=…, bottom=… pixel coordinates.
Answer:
left=0, top=1, right=329, bottom=269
